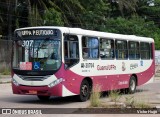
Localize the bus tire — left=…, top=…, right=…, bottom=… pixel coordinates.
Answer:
left=78, top=80, right=90, bottom=102
left=37, top=95, right=50, bottom=101
left=126, top=76, right=137, bottom=94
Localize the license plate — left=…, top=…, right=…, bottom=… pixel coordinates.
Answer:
left=29, top=90, right=37, bottom=94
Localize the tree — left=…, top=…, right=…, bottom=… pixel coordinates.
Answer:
left=79, top=0, right=109, bottom=30
left=43, top=8, right=64, bottom=26
left=52, top=0, right=85, bottom=27
left=137, top=0, right=160, bottom=27
left=0, top=0, right=16, bottom=38
left=26, top=0, right=51, bottom=26
left=109, top=0, right=139, bottom=17
left=104, top=16, right=160, bottom=49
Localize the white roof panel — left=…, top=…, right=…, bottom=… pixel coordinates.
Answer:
left=15, top=26, right=154, bottom=42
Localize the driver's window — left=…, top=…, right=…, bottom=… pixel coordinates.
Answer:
left=64, top=35, right=79, bottom=69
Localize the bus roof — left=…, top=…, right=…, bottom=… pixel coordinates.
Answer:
left=15, top=26, right=154, bottom=42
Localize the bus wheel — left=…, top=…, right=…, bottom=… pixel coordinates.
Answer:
left=79, top=80, right=90, bottom=102
left=126, top=76, right=137, bottom=94
left=37, top=95, right=50, bottom=101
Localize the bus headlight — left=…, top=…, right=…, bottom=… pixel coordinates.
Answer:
left=48, top=78, right=64, bottom=88
left=12, top=78, right=19, bottom=86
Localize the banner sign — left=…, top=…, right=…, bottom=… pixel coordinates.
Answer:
left=20, top=62, right=32, bottom=70
left=16, top=29, right=59, bottom=37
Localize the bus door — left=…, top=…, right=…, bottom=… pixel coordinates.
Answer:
left=64, top=35, right=79, bottom=69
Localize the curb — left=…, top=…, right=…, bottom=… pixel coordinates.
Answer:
left=0, top=75, right=11, bottom=78
left=0, top=81, right=11, bottom=84
left=0, top=76, right=11, bottom=84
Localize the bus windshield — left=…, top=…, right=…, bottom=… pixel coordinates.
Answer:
left=13, top=38, right=61, bottom=71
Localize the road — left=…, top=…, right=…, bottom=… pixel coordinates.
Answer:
left=0, top=80, right=160, bottom=116
left=0, top=83, right=90, bottom=109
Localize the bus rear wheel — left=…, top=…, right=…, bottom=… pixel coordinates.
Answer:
left=126, top=76, right=137, bottom=94
left=37, top=95, right=50, bottom=101
left=78, top=80, right=90, bottom=102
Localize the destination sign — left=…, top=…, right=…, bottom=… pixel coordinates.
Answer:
left=16, top=29, right=59, bottom=37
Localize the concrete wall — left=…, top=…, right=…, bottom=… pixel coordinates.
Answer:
left=0, top=40, right=12, bottom=72
left=155, top=50, right=160, bottom=65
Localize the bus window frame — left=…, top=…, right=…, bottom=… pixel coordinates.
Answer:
left=128, top=41, right=140, bottom=60
left=140, top=42, right=150, bottom=60
left=82, top=36, right=99, bottom=60
left=150, top=43, right=153, bottom=59
left=99, top=38, right=115, bottom=60
left=115, top=39, right=128, bottom=60
left=64, top=34, right=80, bottom=69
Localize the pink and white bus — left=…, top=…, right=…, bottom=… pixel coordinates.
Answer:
left=12, top=26, right=155, bottom=101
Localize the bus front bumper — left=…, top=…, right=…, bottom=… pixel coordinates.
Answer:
left=12, top=82, right=62, bottom=96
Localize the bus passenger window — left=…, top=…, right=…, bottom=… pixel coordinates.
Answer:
left=129, top=41, right=140, bottom=59
left=116, top=40, right=128, bottom=59
left=64, top=35, right=79, bottom=69
left=82, top=36, right=99, bottom=59
left=140, top=42, right=150, bottom=59
left=100, top=39, right=114, bottom=59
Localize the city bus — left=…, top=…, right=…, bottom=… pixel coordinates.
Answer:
left=11, top=26, right=155, bottom=102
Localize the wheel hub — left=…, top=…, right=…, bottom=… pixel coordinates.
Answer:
left=130, top=80, right=135, bottom=91
left=82, top=85, right=88, bottom=96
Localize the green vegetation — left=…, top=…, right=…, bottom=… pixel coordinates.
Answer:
left=89, top=87, right=151, bottom=108
left=0, top=61, right=11, bottom=75
left=90, top=84, right=102, bottom=107
left=109, top=90, right=122, bottom=106
left=88, top=82, right=152, bottom=108
left=135, top=100, right=151, bottom=108
left=124, top=96, right=135, bottom=108
left=1, top=0, right=160, bottom=49
left=124, top=96, right=151, bottom=108
left=1, top=68, right=11, bottom=75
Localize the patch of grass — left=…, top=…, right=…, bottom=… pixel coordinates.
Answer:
left=0, top=61, right=11, bottom=75
left=124, top=96, right=151, bottom=108
left=109, top=90, right=121, bottom=106
left=125, top=96, right=135, bottom=108
left=1, top=68, right=10, bottom=75
left=6, top=81, right=11, bottom=83
left=0, top=81, right=11, bottom=84
left=90, top=84, right=102, bottom=107
left=134, top=100, right=151, bottom=108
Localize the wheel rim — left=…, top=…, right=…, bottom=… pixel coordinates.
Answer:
left=130, top=79, right=136, bottom=91
left=81, top=84, right=89, bottom=97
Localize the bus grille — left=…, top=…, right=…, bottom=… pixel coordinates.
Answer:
left=18, top=75, right=51, bottom=81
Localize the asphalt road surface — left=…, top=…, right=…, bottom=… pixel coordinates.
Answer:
left=0, top=80, right=160, bottom=116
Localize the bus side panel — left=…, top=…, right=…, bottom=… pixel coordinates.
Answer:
left=91, top=75, right=116, bottom=91
left=137, top=62, right=154, bottom=86
left=55, top=44, right=155, bottom=96
left=137, top=43, right=155, bottom=86
left=116, top=75, right=130, bottom=89
left=55, top=63, right=84, bottom=96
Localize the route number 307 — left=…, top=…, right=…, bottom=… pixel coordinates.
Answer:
left=22, top=40, right=33, bottom=47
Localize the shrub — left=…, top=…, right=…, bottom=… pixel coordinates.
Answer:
left=109, top=90, right=121, bottom=106
left=90, top=84, right=102, bottom=107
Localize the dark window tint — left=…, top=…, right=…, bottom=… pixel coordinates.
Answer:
left=129, top=41, right=140, bottom=59
left=64, top=35, right=79, bottom=69
left=140, top=42, right=150, bottom=59
left=115, top=40, right=128, bottom=59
